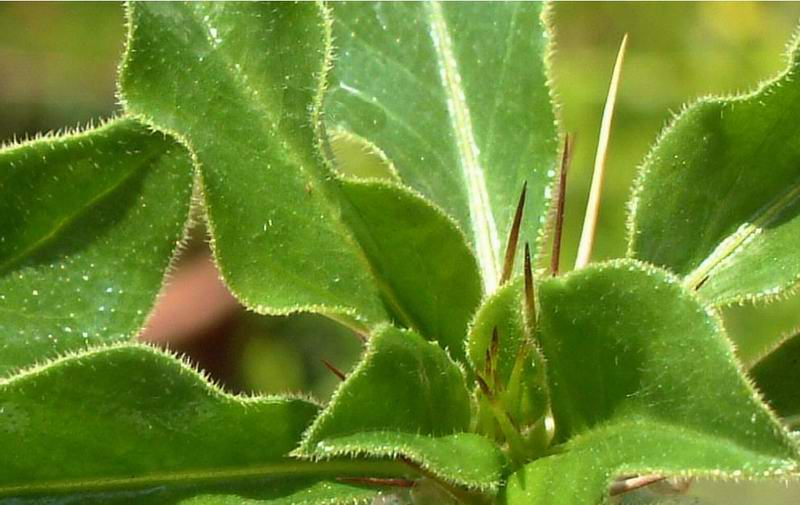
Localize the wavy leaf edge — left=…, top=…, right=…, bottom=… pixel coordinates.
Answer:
left=0, top=114, right=196, bottom=377
left=545, top=258, right=798, bottom=450
left=625, top=29, right=800, bottom=307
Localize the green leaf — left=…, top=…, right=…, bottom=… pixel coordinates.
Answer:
left=120, top=2, right=482, bottom=357
left=467, top=279, right=526, bottom=382
left=297, top=326, right=505, bottom=491
left=337, top=179, right=481, bottom=361
left=325, top=1, right=559, bottom=290
left=466, top=279, right=548, bottom=431
left=750, top=330, right=800, bottom=422
left=328, top=128, right=399, bottom=182
left=503, top=419, right=798, bottom=505
left=503, top=260, right=800, bottom=502
left=627, top=32, right=800, bottom=306
left=0, top=343, right=415, bottom=503
left=0, top=118, right=193, bottom=376
left=537, top=259, right=797, bottom=455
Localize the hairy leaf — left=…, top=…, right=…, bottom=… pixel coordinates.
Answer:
left=466, top=279, right=548, bottom=431
left=628, top=33, right=800, bottom=306
left=326, top=1, right=559, bottom=290
left=750, top=331, right=800, bottom=422
left=337, top=180, right=481, bottom=362
left=467, top=279, right=526, bottom=381
left=328, top=129, right=398, bottom=182
left=0, top=118, right=192, bottom=376
left=503, top=419, right=798, bottom=505
left=120, top=2, right=481, bottom=355
left=537, top=260, right=797, bottom=458
left=0, top=344, right=412, bottom=503
left=298, top=326, right=505, bottom=490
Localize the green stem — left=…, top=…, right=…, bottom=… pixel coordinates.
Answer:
left=0, top=459, right=413, bottom=497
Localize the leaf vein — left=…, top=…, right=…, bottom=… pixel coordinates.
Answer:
left=426, top=1, right=500, bottom=292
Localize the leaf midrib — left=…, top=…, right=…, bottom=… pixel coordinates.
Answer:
left=0, top=143, right=166, bottom=276
left=683, top=176, right=800, bottom=291
left=0, top=459, right=410, bottom=497
left=425, top=1, right=501, bottom=292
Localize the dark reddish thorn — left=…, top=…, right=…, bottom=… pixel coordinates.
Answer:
left=476, top=374, right=493, bottom=398
left=484, top=328, right=499, bottom=378
left=490, top=327, right=500, bottom=361
left=695, top=274, right=710, bottom=290
left=337, top=477, right=416, bottom=488
left=490, top=327, right=501, bottom=386
left=524, top=242, right=536, bottom=330
left=322, top=359, right=346, bottom=381
left=501, top=182, right=528, bottom=284
left=551, top=134, right=573, bottom=276
left=506, top=411, right=521, bottom=431
left=609, top=474, right=666, bottom=496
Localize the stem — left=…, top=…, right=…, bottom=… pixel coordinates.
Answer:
left=0, top=459, right=413, bottom=497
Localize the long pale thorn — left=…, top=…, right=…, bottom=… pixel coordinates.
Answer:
left=575, top=34, right=628, bottom=269
left=609, top=474, right=666, bottom=496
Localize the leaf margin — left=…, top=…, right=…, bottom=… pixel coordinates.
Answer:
left=625, top=26, right=800, bottom=307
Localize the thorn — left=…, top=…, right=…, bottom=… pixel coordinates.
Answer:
left=322, top=359, right=346, bottom=381
left=575, top=34, right=628, bottom=270
left=505, top=411, right=521, bottom=431
left=490, top=327, right=501, bottom=387
left=551, top=134, right=573, bottom=276
left=490, top=327, right=500, bottom=362
left=328, top=314, right=369, bottom=343
left=337, top=476, right=416, bottom=488
left=476, top=374, right=493, bottom=399
left=500, top=182, right=527, bottom=284
left=524, top=242, right=537, bottom=332
left=609, top=474, right=665, bottom=496
left=484, top=331, right=495, bottom=380
left=695, top=274, right=709, bottom=290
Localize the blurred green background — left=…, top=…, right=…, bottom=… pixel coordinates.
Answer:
left=2, top=2, right=799, bottom=503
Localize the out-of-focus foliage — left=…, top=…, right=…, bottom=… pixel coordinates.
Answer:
left=0, top=3, right=123, bottom=140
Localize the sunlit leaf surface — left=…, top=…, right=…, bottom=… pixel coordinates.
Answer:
left=501, top=260, right=800, bottom=504
left=629, top=36, right=800, bottom=306
left=326, top=1, right=558, bottom=290
left=0, top=344, right=404, bottom=504
left=120, top=2, right=481, bottom=356
left=0, top=118, right=193, bottom=376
